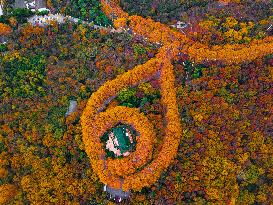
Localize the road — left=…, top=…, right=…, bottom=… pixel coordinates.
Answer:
left=27, top=13, right=123, bottom=34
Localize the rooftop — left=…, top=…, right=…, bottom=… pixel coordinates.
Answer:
left=104, top=124, right=136, bottom=157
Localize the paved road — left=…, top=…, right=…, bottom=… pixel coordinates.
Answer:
left=35, top=0, right=46, bottom=10
left=28, top=13, right=123, bottom=34
left=14, top=0, right=26, bottom=8
left=27, top=12, right=146, bottom=202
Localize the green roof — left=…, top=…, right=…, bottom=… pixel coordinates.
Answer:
left=112, top=125, right=133, bottom=154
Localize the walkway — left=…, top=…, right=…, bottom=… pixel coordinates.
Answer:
left=0, top=4, right=3, bottom=16
left=27, top=13, right=123, bottom=34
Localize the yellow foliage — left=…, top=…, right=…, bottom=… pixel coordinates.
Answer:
left=0, top=168, right=8, bottom=178
left=8, top=16, right=17, bottom=27
left=238, top=152, right=249, bottom=164
left=259, top=19, right=269, bottom=25
left=0, top=184, right=18, bottom=204
left=199, top=20, right=215, bottom=30
left=0, top=23, right=12, bottom=35
left=81, top=42, right=182, bottom=191
left=256, top=192, right=267, bottom=203
left=79, top=0, right=273, bottom=193
left=223, top=17, right=238, bottom=29
left=138, top=82, right=155, bottom=95
left=113, top=17, right=127, bottom=29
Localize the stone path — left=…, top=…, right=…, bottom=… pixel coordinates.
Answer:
left=65, top=100, right=77, bottom=117
left=0, top=4, right=3, bottom=16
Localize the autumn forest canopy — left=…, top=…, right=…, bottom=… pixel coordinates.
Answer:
left=0, top=0, right=272, bottom=204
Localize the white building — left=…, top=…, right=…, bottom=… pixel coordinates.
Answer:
left=171, top=21, right=188, bottom=29
left=25, top=0, right=35, bottom=11
left=24, top=0, right=48, bottom=12
left=37, top=7, right=50, bottom=13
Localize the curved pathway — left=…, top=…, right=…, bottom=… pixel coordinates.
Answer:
left=100, top=0, right=273, bottom=65
left=3, top=1, right=272, bottom=203
left=81, top=0, right=273, bottom=196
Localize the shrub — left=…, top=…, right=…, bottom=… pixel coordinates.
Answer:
left=36, top=10, right=50, bottom=16
left=0, top=44, right=8, bottom=52
left=0, top=54, right=46, bottom=98
left=116, top=88, right=139, bottom=107
left=51, top=0, right=112, bottom=26
left=10, top=8, right=34, bottom=24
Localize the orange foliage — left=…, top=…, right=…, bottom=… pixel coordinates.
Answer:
left=46, top=0, right=53, bottom=9
left=19, top=25, right=45, bottom=47
left=122, top=58, right=182, bottom=191
left=81, top=57, right=161, bottom=118
left=81, top=0, right=273, bottom=194
left=125, top=15, right=273, bottom=65
left=102, top=0, right=273, bottom=65
left=82, top=106, right=155, bottom=188
left=100, top=0, right=129, bottom=19
left=0, top=168, right=8, bottom=178
left=0, top=184, right=18, bottom=204
left=21, top=25, right=45, bottom=37
left=0, top=23, right=12, bottom=36
left=81, top=43, right=182, bottom=191
left=186, top=36, right=273, bottom=65
left=113, top=17, right=127, bottom=29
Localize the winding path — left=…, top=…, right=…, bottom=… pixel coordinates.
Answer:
left=1, top=1, right=272, bottom=203
left=100, top=0, right=273, bottom=65
left=81, top=0, right=273, bottom=194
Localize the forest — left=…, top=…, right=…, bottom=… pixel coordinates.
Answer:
left=0, top=0, right=272, bottom=204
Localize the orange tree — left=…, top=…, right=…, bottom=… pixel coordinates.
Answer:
left=0, top=23, right=12, bottom=36
left=101, top=0, right=273, bottom=65
left=81, top=44, right=182, bottom=191
left=0, top=184, right=18, bottom=204
left=80, top=0, right=273, bottom=193
left=0, top=22, right=160, bottom=204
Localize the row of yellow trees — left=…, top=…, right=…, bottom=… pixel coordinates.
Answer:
left=81, top=44, right=182, bottom=191
left=85, top=106, right=155, bottom=189
left=101, top=0, right=273, bottom=65
left=80, top=0, right=273, bottom=192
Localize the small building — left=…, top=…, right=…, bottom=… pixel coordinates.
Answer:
left=37, top=8, right=50, bottom=13
left=25, top=1, right=35, bottom=10
left=171, top=21, right=188, bottom=29
left=105, top=124, right=136, bottom=157
left=101, top=124, right=135, bottom=201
